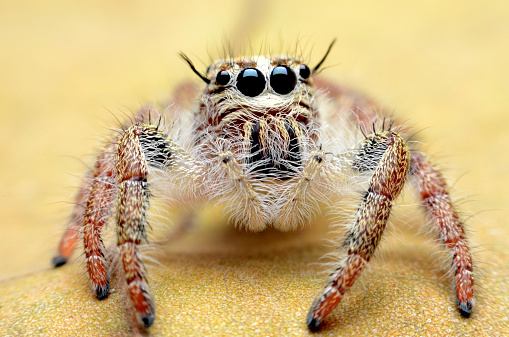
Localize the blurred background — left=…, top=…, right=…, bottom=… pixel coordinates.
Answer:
left=0, top=0, right=507, bottom=332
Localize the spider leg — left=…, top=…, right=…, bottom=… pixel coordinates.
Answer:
left=81, top=146, right=118, bottom=300
left=52, top=148, right=117, bottom=301
left=218, top=151, right=266, bottom=231
left=410, top=152, right=474, bottom=317
left=115, top=121, right=193, bottom=328
left=278, top=151, right=325, bottom=231
left=52, top=171, right=92, bottom=267
left=51, top=107, right=167, bottom=268
left=307, top=131, right=411, bottom=330
left=52, top=139, right=119, bottom=301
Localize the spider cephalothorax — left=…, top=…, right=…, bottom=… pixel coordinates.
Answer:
left=52, top=43, right=474, bottom=330
left=194, top=56, right=320, bottom=181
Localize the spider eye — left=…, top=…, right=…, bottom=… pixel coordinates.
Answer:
left=298, top=64, right=311, bottom=80
left=236, top=68, right=265, bottom=97
left=270, top=66, right=297, bottom=95
left=215, top=70, right=231, bottom=85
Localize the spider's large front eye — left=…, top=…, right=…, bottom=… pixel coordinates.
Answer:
left=215, top=70, right=231, bottom=86
left=299, top=64, right=311, bottom=80
left=236, top=68, right=265, bottom=97
left=270, top=66, right=297, bottom=95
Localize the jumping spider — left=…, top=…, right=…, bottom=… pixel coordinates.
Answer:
left=52, top=41, right=474, bottom=330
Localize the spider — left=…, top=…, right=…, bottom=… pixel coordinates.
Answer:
left=51, top=41, right=474, bottom=330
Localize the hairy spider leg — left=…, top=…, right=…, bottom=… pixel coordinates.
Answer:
left=51, top=81, right=193, bottom=269
left=114, top=121, right=187, bottom=328
left=318, top=77, right=475, bottom=320
left=410, top=152, right=474, bottom=316
left=115, top=124, right=154, bottom=327
left=52, top=172, right=92, bottom=267
left=52, top=142, right=118, bottom=298
left=82, top=147, right=118, bottom=300
left=307, top=131, right=411, bottom=330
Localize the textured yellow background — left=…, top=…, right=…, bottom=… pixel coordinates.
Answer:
left=0, top=0, right=508, bottom=336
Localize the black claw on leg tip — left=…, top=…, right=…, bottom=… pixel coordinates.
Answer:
left=142, top=313, right=155, bottom=328
left=306, top=310, right=322, bottom=331
left=51, top=255, right=67, bottom=267
left=457, top=299, right=473, bottom=318
left=95, top=284, right=110, bottom=300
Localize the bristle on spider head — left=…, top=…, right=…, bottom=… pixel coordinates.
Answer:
left=312, top=39, right=337, bottom=74
left=179, top=52, right=210, bottom=84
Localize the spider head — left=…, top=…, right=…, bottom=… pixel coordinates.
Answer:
left=188, top=56, right=318, bottom=180
left=179, top=39, right=336, bottom=129
left=181, top=40, right=335, bottom=179
left=199, top=56, right=316, bottom=127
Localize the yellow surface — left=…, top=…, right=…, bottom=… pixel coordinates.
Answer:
left=0, top=0, right=508, bottom=336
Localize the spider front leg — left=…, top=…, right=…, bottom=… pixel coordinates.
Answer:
left=307, top=130, right=411, bottom=330
left=114, top=121, right=194, bottom=328
left=411, top=152, right=474, bottom=316
left=54, top=118, right=193, bottom=328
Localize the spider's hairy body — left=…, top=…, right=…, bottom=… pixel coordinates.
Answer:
left=52, top=49, right=475, bottom=330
